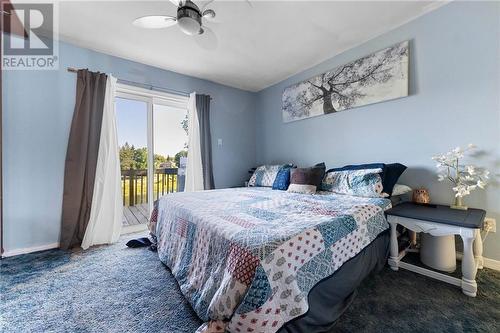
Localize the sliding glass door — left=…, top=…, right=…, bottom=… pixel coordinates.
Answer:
left=115, top=85, right=188, bottom=227
left=116, top=97, right=150, bottom=227
left=153, top=104, right=188, bottom=198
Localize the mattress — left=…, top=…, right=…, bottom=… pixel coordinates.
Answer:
left=152, top=187, right=391, bottom=333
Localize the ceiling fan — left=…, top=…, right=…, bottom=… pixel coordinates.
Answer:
left=133, top=0, right=217, bottom=36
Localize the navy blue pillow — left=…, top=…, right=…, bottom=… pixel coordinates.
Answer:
left=327, top=163, right=385, bottom=173
left=384, top=163, right=407, bottom=195
left=325, top=163, right=406, bottom=195
left=272, top=165, right=294, bottom=190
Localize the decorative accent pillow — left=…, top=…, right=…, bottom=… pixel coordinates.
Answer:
left=287, top=163, right=326, bottom=194
left=321, top=168, right=386, bottom=198
left=248, top=164, right=287, bottom=187
left=392, top=184, right=412, bottom=196
left=272, top=165, right=294, bottom=190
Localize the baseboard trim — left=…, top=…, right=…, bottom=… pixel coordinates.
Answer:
left=1, top=242, right=60, bottom=258
left=1, top=225, right=149, bottom=258
left=456, top=251, right=500, bottom=272
left=483, top=257, right=500, bottom=271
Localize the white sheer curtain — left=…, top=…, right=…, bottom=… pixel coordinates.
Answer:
left=185, top=92, right=204, bottom=192
left=81, top=75, right=122, bottom=249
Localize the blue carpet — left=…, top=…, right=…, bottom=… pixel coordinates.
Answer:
left=0, top=233, right=202, bottom=332
left=1, top=233, right=499, bottom=333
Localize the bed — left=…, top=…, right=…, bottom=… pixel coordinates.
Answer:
left=151, top=187, right=392, bottom=333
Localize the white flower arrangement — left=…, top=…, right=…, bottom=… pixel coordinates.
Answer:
left=432, top=144, right=489, bottom=199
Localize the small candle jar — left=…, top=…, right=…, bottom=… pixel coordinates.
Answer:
left=412, top=188, right=430, bottom=204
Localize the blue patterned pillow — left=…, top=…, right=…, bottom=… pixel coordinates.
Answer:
left=248, top=165, right=284, bottom=187
left=324, top=163, right=406, bottom=195
left=321, top=168, right=386, bottom=198
left=272, top=166, right=293, bottom=190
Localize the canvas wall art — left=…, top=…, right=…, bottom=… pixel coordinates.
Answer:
left=282, top=41, right=409, bottom=123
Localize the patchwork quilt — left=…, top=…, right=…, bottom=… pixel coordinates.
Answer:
left=152, top=187, right=391, bottom=333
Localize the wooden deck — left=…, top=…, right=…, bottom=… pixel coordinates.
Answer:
left=123, top=203, right=149, bottom=226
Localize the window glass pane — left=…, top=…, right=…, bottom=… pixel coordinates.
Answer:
left=116, top=97, right=149, bottom=226
left=153, top=104, right=188, bottom=197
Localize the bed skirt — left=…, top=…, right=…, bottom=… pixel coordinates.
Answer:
left=279, top=230, right=390, bottom=333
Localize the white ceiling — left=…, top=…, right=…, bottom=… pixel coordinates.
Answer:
left=51, top=0, right=446, bottom=91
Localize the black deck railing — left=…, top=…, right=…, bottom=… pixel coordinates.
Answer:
left=121, top=168, right=184, bottom=206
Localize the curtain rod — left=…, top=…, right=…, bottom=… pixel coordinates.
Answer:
left=67, top=67, right=192, bottom=98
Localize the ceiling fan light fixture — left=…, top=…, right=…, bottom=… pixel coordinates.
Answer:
left=133, top=0, right=215, bottom=41
left=177, top=6, right=202, bottom=35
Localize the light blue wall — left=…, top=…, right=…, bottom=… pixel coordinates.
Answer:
left=3, top=41, right=256, bottom=252
left=255, top=1, right=500, bottom=260
left=4, top=1, right=499, bottom=260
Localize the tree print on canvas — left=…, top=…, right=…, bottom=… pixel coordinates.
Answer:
left=282, top=41, right=409, bottom=123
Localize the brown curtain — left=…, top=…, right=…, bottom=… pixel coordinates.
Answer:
left=60, top=69, right=107, bottom=249
left=196, top=94, right=214, bottom=190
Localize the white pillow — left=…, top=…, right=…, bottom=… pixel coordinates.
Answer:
left=287, top=184, right=317, bottom=194
left=392, top=184, right=412, bottom=196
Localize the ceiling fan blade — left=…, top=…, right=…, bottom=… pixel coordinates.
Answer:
left=169, top=0, right=183, bottom=7
left=133, top=15, right=177, bottom=29
left=202, top=9, right=220, bottom=24
left=195, top=26, right=218, bottom=51
left=200, top=0, right=215, bottom=13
